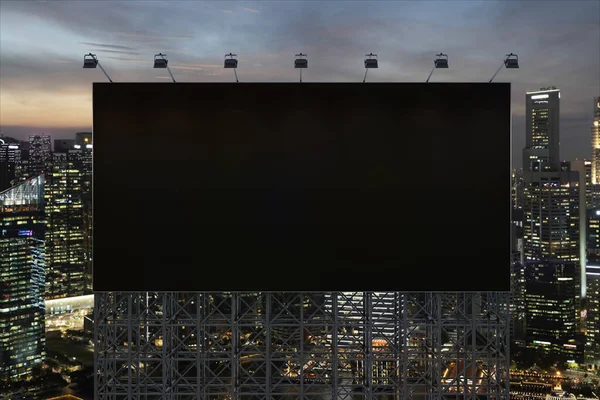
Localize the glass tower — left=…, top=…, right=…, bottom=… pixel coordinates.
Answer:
left=0, top=175, right=46, bottom=381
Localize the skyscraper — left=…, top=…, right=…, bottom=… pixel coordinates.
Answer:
left=585, top=262, right=600, bottom=365
left=511, top=169, right=524, bottom=210
left=44, top=146, right=85, bottom=299
left=522, top=87, right=560, bottom=172
left=571, top=159, right=590, bottom=296
left=586, top=208, right=600, bottom=365
left=591, top=97, right=600, bottom=185
left=74, top=133, right=93, bottom=292
left=522, top=87, right=584, bottom=362
left=591, top=98, right=600, bottom=207
left=28, top=135, right=51, bottom=177
left=0, top=138, right=21, bottom=192
left=0, top=176, right=46, bottom=381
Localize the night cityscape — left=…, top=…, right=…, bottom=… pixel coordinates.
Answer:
left=1, top=1, right=599, bottom=399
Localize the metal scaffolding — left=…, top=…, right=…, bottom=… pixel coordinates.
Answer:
left=95, top=292, right=510, bottom=399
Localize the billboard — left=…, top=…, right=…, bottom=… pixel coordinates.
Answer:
left=93, top=83, right=510, bottom=291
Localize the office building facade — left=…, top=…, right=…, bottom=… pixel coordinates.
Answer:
left=0, top=176, right=46, bottom=380
left=591, top=97, right=600, bottom=186
left=522, top=87, right=584, bottom=362
left=74, top=133, right=93, bottom=292
left=44, top=147, right=86, bottom=299
left=28, top=135, right=51, bottom=178
left=0, top=139, right=21, bottom=192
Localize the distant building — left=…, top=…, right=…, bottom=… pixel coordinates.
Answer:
left=585, top=257, right=600, bottom=365
left=511, top=251, right=526, bottom=341
left=590, top=97, right=600, bottom=187
left=523, top=161, right=583, bottom=361
left=28, top=135, right=51, bottom=178
left=522, top=88, right=584, bottom=362
left=0, top=176, right=46, bottom=380
left=45, top=147, right=85, bottom=299
left=0, top=138, right=21, bottom=192
left=74, top=133, right=93, bottom=292
left=512, top=169, right=524, bottom=210
left=522, top=88, right=560, bottom=172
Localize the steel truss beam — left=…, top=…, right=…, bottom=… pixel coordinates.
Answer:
left=95, top=292, right=510, bottom=399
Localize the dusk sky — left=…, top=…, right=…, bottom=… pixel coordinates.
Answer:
left=0, top=0, right=598, bottom=168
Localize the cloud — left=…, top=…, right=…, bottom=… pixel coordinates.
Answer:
left=170, top=64, right=216, bottom=71
left=160, top=50, right=195, bottom=56
left=117, top=32, right=192, bottom=40
left=104, top=57, right=147, bottom=63
left=90, top=49, right=141, bottom=55
left=120, top=39, right=164, bottom=45
left=79, top=42, right=136, bottom=51
left=221, top=10, right=233, bottom=13
left=167, top=63, right=221, bottom=71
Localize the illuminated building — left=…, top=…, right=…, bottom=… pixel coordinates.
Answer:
left=326, top=292, right=398, bottom=346
left=523, top=162, right=583, bottom=361
left=585, top=260, right=600, bottom=365
left=583, top=159, right=593, bottom=208
left=591, top=97, right=600, bottom=186
left=585, top=210, right=600, bottom=364
left=0, top=176, right=46, bottom=380
left=571, top=159, right=590, bottom=296
left=511, top=251, right=526, bottom=341
left=589, top=208, right=600, bottom=257
left=74, top=132, right=93, bottom=292
left=28, top=135, right=51, bottom=177
left=522, top=87, right=584, bottom=362
left=522, top=87, right=560, bottom=172
left=0, top=138, right=21, bottom=192
left=512, top=168, right=524, bottom=210
left=44, top=146, right=85, bottom=299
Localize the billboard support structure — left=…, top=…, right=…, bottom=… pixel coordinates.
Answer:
left=95, top=291, right=510, bottom=399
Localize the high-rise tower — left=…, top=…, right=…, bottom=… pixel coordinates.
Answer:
left=74, top=132, right=93, bottom=292
left=0, top=139, right=21, bottom=192
left=28, top=135, right=51, bottom=177
left=44, top=145, right=85, bottom=299
left=522, top=87, right=584, bottom=361
left=0, top=176, right=46, bottom=381
left=522, top=87, right=560, bottom=172
left=591, top=97, right=600, bottom=185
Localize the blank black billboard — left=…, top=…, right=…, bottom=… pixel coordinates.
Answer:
left=93, top=83, right=510, bottom=292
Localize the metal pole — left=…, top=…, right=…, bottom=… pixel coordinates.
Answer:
left=233, top=68, right=239, bottom=83
left=363, top=69, right=369, bottom=83
left=300, top=68, right=302, bottom=83
left=166, top=66, right=176, bottom=83
left=489, top=62, right=504, bottom=82
left=96, top=62, right=113, bottom=83
left=426, top=66, right=435, bottom=83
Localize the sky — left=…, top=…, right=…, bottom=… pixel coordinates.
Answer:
left=0, top=0, right=598, bottom=168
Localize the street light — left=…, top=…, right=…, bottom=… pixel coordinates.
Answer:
left=363, top=53, right=378, bottom=83
left=426, top=53, right=448, bottom=83
left=154, top=53, right=176, bottom=82
left=489, top=53, right=519, bottom=82
left=294, top=53, right=308, bottom=83
left=224, top=53, right=239, bottom=82
left=82, top=53, right=113, bottom=82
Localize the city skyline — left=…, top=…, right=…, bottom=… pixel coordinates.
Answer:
left=1, top=0, right=599, bottom=167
